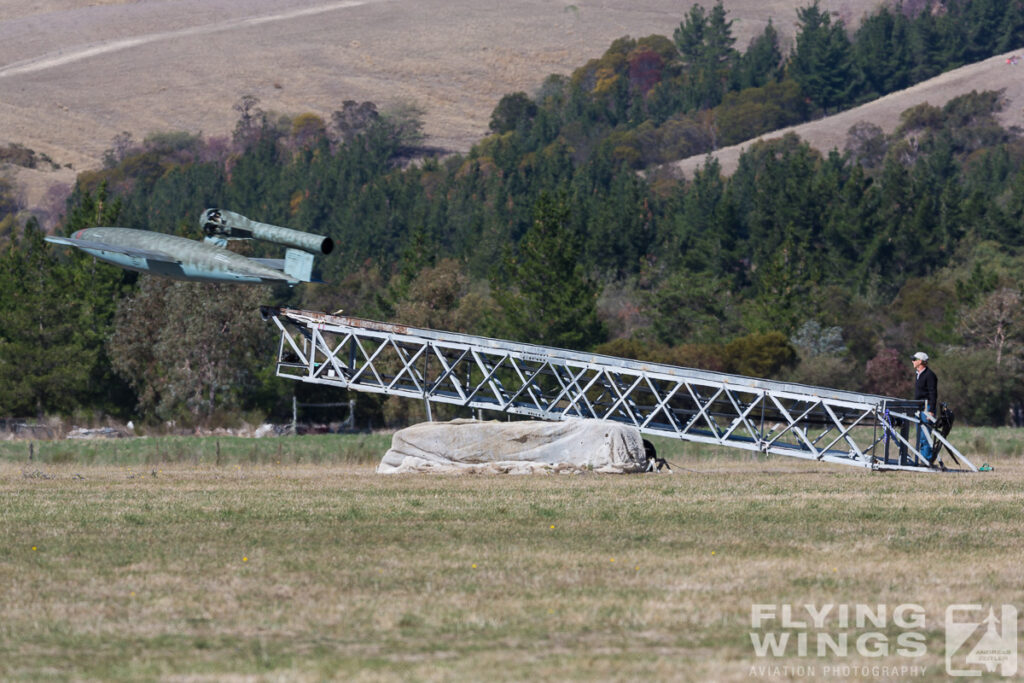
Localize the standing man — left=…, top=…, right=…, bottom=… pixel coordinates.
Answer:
left=912, top=351, right=938, bottom=465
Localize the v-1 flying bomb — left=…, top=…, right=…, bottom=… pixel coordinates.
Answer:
left=45, top=209, right=333, bottom=285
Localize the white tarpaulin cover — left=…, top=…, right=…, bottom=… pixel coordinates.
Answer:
left=377, top=419, right=647, bottom=474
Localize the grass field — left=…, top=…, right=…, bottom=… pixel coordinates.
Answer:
left=1, top=428, right=1022, bottom=681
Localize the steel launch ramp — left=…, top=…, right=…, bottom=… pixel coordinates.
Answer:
left=261, top=307, right=976, bottom=473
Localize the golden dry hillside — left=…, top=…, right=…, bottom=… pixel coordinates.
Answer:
left=2, top=0, right=886, bottom=208
left=12, top=0, right=1021, bottom=210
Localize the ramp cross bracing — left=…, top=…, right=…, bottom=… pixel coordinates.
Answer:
left=263, top=307, right=975, bottom=473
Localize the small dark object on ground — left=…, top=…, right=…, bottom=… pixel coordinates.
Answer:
left=642, top=439, right=671, bottom=473
left=930, top=403, right=955, bottom=460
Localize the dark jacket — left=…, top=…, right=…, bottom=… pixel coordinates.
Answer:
left=914, top=366, right=938, bottom=412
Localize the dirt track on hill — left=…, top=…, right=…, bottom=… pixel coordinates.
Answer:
left=2, top=0, right=997, bottom=212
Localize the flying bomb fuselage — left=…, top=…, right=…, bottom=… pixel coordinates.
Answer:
left=45, top=210, right=333, bottom=284
left=64, top=227, right=295, bottom=283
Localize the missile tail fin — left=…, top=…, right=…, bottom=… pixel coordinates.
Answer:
left=284, top=248, right=316, bottom=282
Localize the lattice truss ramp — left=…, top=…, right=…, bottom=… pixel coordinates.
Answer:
left=262, top=308, right=975, bottom=473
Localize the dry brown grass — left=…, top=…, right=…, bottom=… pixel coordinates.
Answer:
left=6, top=1, right=1019, bottom=209
left=2, top=434, right=1022, bottom=680
left=0, top=1, right=886, bottom=210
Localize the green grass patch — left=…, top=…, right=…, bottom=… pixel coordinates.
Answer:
left=1, top=429, right=1023, bottom=679
left=0, top=432, right=391, bottom=466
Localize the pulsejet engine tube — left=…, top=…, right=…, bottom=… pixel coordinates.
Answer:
left=200, top=209, right=334, bottom=255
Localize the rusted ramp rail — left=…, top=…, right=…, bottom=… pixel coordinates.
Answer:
left=261, top=307, right=975, bottom=473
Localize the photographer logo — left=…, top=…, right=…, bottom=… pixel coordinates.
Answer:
left=945, top=604, right=1018, bottom=677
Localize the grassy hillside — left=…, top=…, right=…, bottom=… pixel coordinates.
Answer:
left=0, top=0, right=887, bottom=210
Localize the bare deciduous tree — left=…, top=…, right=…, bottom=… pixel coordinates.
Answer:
left=845, top=121, right=888, bottom=168
left=959, top=287, right=1024, bottom=367
left=102, top=131, right=134, bottom=169
left=330, top=100, right=380, bottom=144
left=109, top=278, right=274, bottom=422
left=232, top=95, right=267, bottom=147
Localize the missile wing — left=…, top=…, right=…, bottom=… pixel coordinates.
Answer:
left=43, top=234, right=175, bottom=263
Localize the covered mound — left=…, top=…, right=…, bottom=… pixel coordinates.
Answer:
left=377, top=419, right=647, bottom=474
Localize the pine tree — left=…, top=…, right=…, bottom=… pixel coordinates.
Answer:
left=490, top=191, right=606, bottom=350
left=997, top=1, right=1024, bottom=52
left=0, top=215, right=127, bottom=416
left=0, top=184, right=134, bottom=416
left=788, top=2, right=857, bottom=112
left=736, top=19, right=784, bottom=89
left=909, top=8, right=946, bottom=82
left=961, top=0, right=1007, bottom=63
left=673, top=2, right=738, bottom=110
left=853, top=7, right=912, bottom=100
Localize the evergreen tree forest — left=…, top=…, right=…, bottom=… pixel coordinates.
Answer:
left=3, top=0, right=1024, bottom=427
